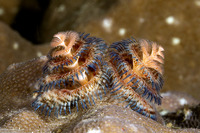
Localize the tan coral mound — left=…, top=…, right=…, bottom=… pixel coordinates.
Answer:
left=0, top=31, right=199, bottom=133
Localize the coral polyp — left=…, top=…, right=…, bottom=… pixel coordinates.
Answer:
left=32, top=31, right=164, bottom=121
left=32, top=31, right=108, bottom=116
left=108, top=38, right=164, bottom=120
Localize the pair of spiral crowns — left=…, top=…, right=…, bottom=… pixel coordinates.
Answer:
left=32, top=31, right=164, bottom=121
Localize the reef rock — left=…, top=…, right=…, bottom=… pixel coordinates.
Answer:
left=39, top=0, right=119, bottom=42
left=39, top=0, right=200, bottom=101
left=0, top=31, right=200, bottom=132
left=157, top=91, right=200, bottom=113
left=0, top=21, right=50, bottom=73
left=0, top=0, right=21, bottom=24
left=1, top=100, right=199, bottom=133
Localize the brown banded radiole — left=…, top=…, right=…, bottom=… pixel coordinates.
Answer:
left=108, top=38, right=164, bottom=120
left=32, top=31, right=164, bottom=121
left=32, top=31, right=108, bottom=117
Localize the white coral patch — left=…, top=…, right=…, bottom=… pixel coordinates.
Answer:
left=172, top=37, right=181, bottom=46
left=102, top=18, right=113, bottom=32
left=179, top=98, right=188, bottom=105
left=87, top=128, right=101, bottom=133
left=165, top=16, right=179, bottom=25
left=160, top=110, right=169, bottom=116
left=166, top=16, right=175, bottom=25
left=119, top=28, right=126, bottom=36
left=57, top=5, right=65, bottom=12
left=194, top=0, right=200, bottom=6
left=139, top=17, right=145, bottom=23
left=0, top=8, right=4, bottom=16
left=37, top=51, right=43, bottom=57
left=13, top=42, right=19, bottom=50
